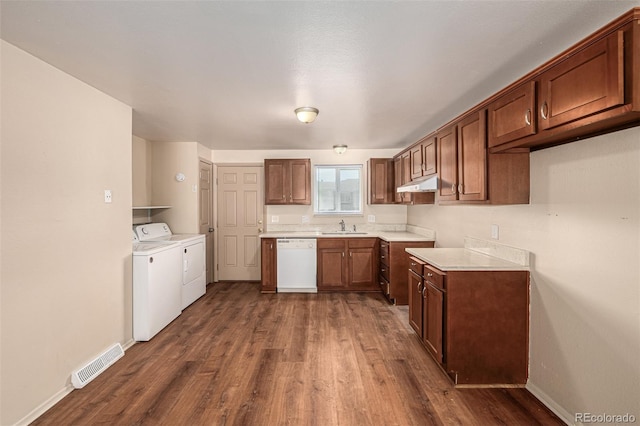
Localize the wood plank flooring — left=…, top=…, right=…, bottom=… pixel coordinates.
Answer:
left=33, top=283, right=563, bottom=425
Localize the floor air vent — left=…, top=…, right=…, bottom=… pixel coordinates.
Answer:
left=71, top=343, right=124, bottom=389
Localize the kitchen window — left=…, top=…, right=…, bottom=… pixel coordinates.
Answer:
left=314, top=165, right=362, bottom=215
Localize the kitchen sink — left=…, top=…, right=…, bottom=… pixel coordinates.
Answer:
left=321, top=231, right=368, bottom=235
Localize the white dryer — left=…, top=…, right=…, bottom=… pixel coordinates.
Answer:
left=132, top=232, right=182, bottom=341
left=134, top=223, right=206, bottom=310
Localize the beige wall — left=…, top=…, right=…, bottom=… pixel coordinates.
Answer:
left=151, top=142, right=200, bottom=233
left=213, top=148, right=407, bottom=229
left=407, top=127, right=640, bottom=422
left=0, top=41, right=133, bottom=425
left=132, top=135, right=153, bottom=206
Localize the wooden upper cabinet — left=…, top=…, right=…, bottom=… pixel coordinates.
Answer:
left=393, top=156, right=403, bottom=204
left=437, top=125, right=458, bottom=202
left=488, top=81, right=537, bottom=148
left=367, top=158, right=394, bottom=204
left=264, top=159, right=310, bottom=205
left=538, top=31, right=624, bottom=131
left=409, top=135, right=437, bottom=180
left=410, top=144, right=423, bottom=180
left=422, top=136, right=437, bottom=176
left=457, top=110, right=487, bottom=202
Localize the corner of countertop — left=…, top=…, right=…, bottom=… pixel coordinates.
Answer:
left=464, top=237, right=530, bottom=267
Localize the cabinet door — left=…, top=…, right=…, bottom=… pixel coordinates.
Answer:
left=424, top=282, right=444, bottom=363
left=289, top=159, right=311, bottom=204
left=488, top=81, right=537, bottom=147
left=368, top=158, right=393, bottom=204
left=422, top=137, right=437, bottom=176
left=539, top=31, right=624, bottom=130
left=348, top=243, right=377, bottom=290
left=437, top=125, right=458, bottom=201
left=457, top=110, right=487, bottom=201
left=260, top=238, right=277, bottom=293
left=317, top=240, right=347, bottom=290
left=410, top=144, right=423, bottom=180
left=264, top=160, right=287, bottom=204
left=408, top=269, right=423, bottom=337
left=393, top=157, right=403, bottom=203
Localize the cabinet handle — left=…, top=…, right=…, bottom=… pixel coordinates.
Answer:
left=458, top=184, right=463, bottom=194
left=270, top=243, right=273, bottom=249
left=410, top=262, right=416, bottom=267
left=381, top=255, right=385, bottom=259
left=342, top=252, right=345, bottom=258
left=540, top=101, right=549, bottom=120
left=451, top=183, right=456, bottom=194
left=350, top=252, right=352, bottom=257
left=417, top=282, right=423, bottom=292
left=525, top=109, right=532, bottom=126
left=422, top=286, right=427, bottom=298
left=427, top=272, right=433, bottom=277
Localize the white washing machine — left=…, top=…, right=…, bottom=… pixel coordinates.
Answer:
left=132, top=232, right=182, bottom=341
left=134, top=223, right=206, bottom=310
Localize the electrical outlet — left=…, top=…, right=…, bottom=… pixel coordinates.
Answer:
left=271, top=215, right=279, bottom=223
left=301, top=215, right=309, bottom=224
left=104, top=190, right=112, bottom=203
left=368, top=215, right=375, bottom=223
left=491, top=224, right=499, bottom=240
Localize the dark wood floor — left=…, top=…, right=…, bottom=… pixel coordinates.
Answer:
left=34, top=282, right=563, bottom=425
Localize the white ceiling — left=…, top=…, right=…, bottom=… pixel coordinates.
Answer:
left=2, top=0, right=639, bottom=151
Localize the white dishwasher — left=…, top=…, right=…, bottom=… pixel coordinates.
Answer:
left=276, top=238, right=317, bottom=293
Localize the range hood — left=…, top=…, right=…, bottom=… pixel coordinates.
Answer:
left=396, top=175, right=439, bottom=193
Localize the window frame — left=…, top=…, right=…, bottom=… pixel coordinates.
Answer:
left=313, top=164, right=363, bottom=216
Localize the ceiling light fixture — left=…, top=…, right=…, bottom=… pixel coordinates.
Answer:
left=295, top=107, right=319, bottom=124
left=333, top=144, right=348, bottom=154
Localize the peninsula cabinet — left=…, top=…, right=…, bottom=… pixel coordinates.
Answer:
left=380, top=240, right=434, bottom=305
left=260, top=238, right=277, bottom=293
left=438, top=109, right=530, bottom=205
left=488, top=9, right=640, bottom=152
left=264, top=159, right=311, bottom=205
left=317, top=238, right=378, bottom=291
left=410, top=262, right=530, bottom=386
left=367, top=158, right=394, bottom=204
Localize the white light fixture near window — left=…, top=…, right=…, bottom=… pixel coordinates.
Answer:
left=333, top=144, right=348, bottom=154
left=295, top=107, right=319, bottom=123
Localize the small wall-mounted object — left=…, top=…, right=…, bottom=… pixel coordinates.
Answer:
left=175, top=173, right=185, bottom=182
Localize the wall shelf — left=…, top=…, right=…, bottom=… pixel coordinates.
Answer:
left=132, top=206, right=172, bottom=210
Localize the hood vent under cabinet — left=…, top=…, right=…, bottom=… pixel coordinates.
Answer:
left=397, top=175, right=439, bottom=193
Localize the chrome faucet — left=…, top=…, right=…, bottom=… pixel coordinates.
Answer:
left=339, top=220, right=346, bottom=231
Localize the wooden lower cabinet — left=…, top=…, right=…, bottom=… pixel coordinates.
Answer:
left=317, top=238, right=378, bottom=291
left=407, top=257, right=426, bottom=336
left=380, top=240, right=434, bottom=305
left=410, top=261, right=530, bottom=386
left=260, top=238, right=277, bottom=293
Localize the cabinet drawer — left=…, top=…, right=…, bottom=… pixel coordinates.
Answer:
left=380, top=241, right=389, bottom=258
left=348, top=238, right=377, bottom=248
left=424, top=264, right=445, bottom=290
left=380, top=264, right=390, bottom=281
left=409, top=256, right=425, bottom=276
left=317, top=238, right=346, bottom=250
left=380, top=275, right=390, bottom=296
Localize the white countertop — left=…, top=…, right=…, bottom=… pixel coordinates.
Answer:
left=259, top=231, right=434, bottom=242
left=406, top=248, right=529, bottom=271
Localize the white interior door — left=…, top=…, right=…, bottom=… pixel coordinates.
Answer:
left=216, top=166, right=263, bottom=281
left=199, top=160, right=214, bottom=284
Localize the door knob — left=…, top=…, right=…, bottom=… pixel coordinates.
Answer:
left=208, top=228, right=214, bottom=233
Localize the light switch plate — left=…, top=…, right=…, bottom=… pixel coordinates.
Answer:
left=491, top=224, right=499, bottom=240
left=368, top=215, right=375, bottom=223
left=272, top=215, right=279, bottom=223
left=301, top=215, right=309, bottom=224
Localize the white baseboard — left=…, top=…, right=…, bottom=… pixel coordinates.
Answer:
left=14, top=384, right=74, bottom=426
left=13, top=339, right=137, bottom=426
left=526, top=382, right=573, bottom=425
